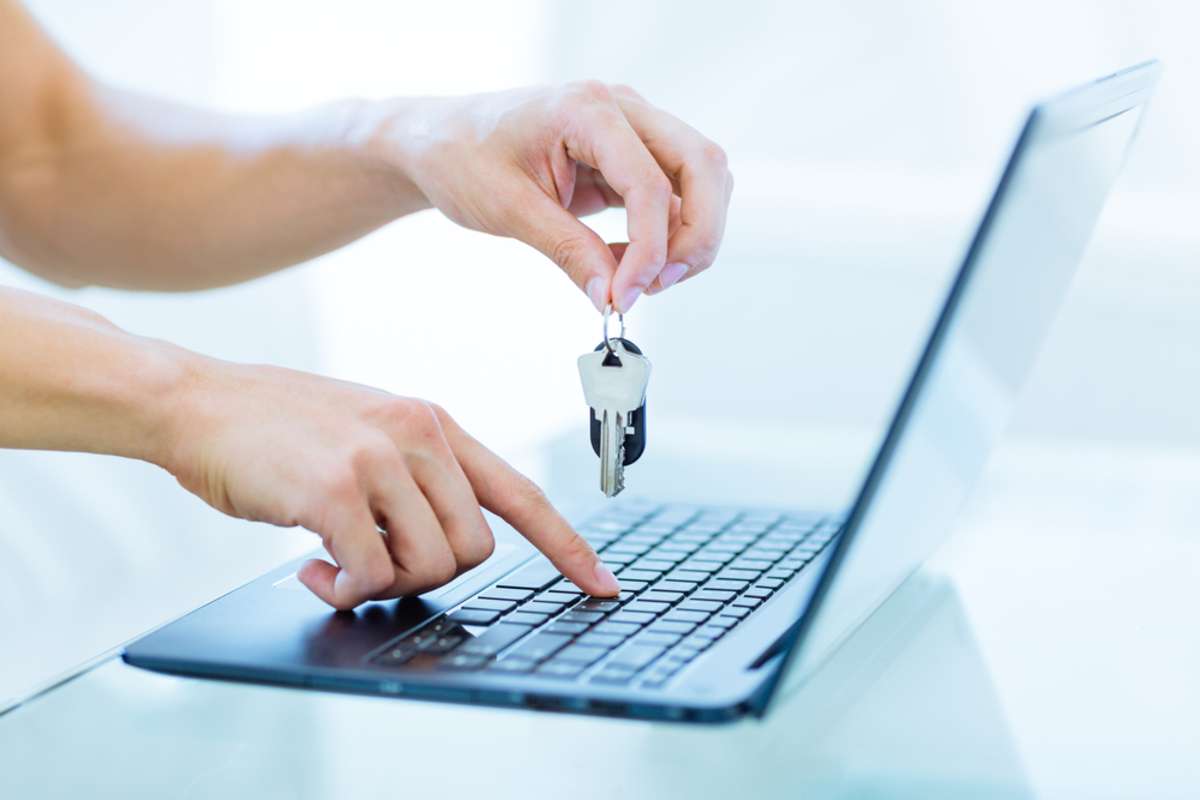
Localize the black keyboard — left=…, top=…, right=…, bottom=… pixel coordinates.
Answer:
left=368, top=501, right=840, bottom=689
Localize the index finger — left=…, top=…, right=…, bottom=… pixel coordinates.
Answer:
left=432, top=406, right=620, bottom=597
left=563, top=93, right=672, bottom=313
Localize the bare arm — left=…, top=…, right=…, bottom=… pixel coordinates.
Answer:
left=0, top=1, right=731, bottom=308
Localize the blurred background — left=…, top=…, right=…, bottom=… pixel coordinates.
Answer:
left=1, top=0, right=1196, bottom=706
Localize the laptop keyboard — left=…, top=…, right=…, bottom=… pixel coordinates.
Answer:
left=368, top=501, right=840, bottom=689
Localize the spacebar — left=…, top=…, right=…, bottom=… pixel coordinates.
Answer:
left=497, top=558, right=563, bottom=591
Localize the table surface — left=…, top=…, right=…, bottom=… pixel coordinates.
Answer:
left=2, top=427, right=1199, bottom=799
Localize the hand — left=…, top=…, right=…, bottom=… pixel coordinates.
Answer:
left=161, top=356, right=620, bottom=610
left=382, top=82, right=733, bottom=313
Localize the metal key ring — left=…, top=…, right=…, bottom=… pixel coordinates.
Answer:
left=602, top=304, right=626, bottom=355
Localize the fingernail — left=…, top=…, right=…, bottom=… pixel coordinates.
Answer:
left=593, top=561, right=621, bottom=595
left=659, top=262, right=689, bottom=289
left=585, top=276, right=607, bottom=313
left=618, top=286, right=641, bottom=313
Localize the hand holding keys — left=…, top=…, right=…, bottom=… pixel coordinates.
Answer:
left=578, top=307, right=650, bottom=497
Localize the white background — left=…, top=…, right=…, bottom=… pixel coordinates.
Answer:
left=2, top=0, right=1197, bottom=704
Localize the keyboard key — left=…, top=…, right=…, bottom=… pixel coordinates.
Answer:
left=678, top=560, right=722, bottom=573
left=507, top=611, right=553, bottom=626
left=624, top=600, right=669, bottom=615
left=547, top=621, right=590, bottom=635
left=478, top=587, right=533, bottom=602
left=662, top=572, right=707, bottom=585
left=628, top=559, right=675, bottom=574
left=637, top=631, right=683, bottom=647
left=705, top=616, right=738, bottom=629
left=609, top=644, right=666, bottom=670
left=663, top=610, right=709, bottom=624
left=562, top=610, right=605, bottom=624
left=678, top=599, right=722, bottom=613
left=373, top=643, right=418, bottom=666
left=593, top=621, right=641, bottom=638
left=507, top=632, right=572, bottom=661
left=524, top=601, right=566, bottom=616
left=609, top=610, right=655, bottom=626
left=554, top=644, right=609, bottom=666
left=619, top=580, right=650, bottom=593
left=463, top=598, right=516, bottom=613
left=682, top=634, right=716, bottom=650
left=691, top=551, right=735, bottom=564
left=640, top=590, right=684, bottom=604
left=742, top=588, right=773, bottom=599
left=600, top=552, right=639, bottom=565
left=457, top=623, right=530, bottom=655
left=697, top=623, right=732, bottom=638
left=717, top=569, right=761, bottom=582
left=732, top=559, right=775, bottom=571
left=530, top=593, right=574, bottom=608
left=536, top=660, right=586, bottom=679
left=755, top=578, right=784, bottom=590
left=616, top=570, right=661, bottom=583
left=576, top=598, right=622, bottom=613
left=693, top=589, right=736, bottom=603
left=498, top=559, right=563, bottom=591
left=577, top=632, right=626, bottom=649
left=703, top=579, right=749, bottom=593
left=648, top=620, right=696, bottom=635
left=590, top=666, right=638, bottom=685
left=606, top=542, right=652, bottom=556
left=719, top=606, right=752, bottom=619
left=487, top=658, right=536, bottom=674
left=449, top=608, right=501, bottom=626
left=439, top=653, right=488, bottom=670
left=731, top=596, right=762, bottom=609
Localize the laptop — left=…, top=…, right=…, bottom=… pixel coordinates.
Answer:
left=124, top=63, right=1160, bottom=723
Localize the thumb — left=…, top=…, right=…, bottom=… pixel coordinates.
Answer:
left=508, top=189, right=619, bottom=312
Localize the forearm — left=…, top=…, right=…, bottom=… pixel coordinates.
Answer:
left=0, top=286, right=186, bottom=463
left=0, top=2, right=428, bottom=289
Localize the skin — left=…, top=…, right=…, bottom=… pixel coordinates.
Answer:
left=0, top=1, right=733, bottom=609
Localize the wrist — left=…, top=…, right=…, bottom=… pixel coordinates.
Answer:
left=346, top=96, right=438, bottom=218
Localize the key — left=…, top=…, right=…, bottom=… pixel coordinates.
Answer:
left=578, top=324, right=651, bottom=497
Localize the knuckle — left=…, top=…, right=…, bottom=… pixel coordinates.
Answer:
left=348, top=435, right=397, bottom=476
left=611, top=83, right=643, bottom=102
left=568, top=79, right=612, bottom=105
left=550, top=234, right=591, bottom=272
left=700, top=140, right=729, bottom=169
left=317, top=466, right=360, bottom=505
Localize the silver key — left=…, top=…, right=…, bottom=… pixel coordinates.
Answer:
left=579, top=335, right=651, bottom=497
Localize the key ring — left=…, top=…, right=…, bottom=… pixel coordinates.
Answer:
left=602, top=304, right=626, bottom=355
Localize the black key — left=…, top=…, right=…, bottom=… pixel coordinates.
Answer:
left=576, top=598, right=622, bottom=613
left=562, top=610, right=605, bottom=624
left=487, top=658, right=536, bottom=674
left=547, top=621, right=590, bottom=635
left=458, top=623, right=530, bottom=655
left=609, top=610, right=655, bottom=626
left=717, top=569, right=761, bottom=582
left=678, top=599, right=721, bottom=613
left=731, top=596, right=762, bottom=609
left=593, top=621, right=641, bottom=638
left=640, top=590, right=684, bottom=604
left=507, top=632, right=572, bottom=661
left=507, top=611, right=552, bottom=626
left=624, top=600, right=669, bottom=615
left=590, top=667, right=638, bottom=685
left=577, top=632, right=625, bottom=649
left=440, top=653, right=488, bottom=670
left=536, top=660, right=585, bottom=679
left=628, top=559, right=674, bottom=574
left=648, top=620, right=696, bottom=635
left=703, top=579, right=749, bottom=593
left=609, top=644, right=666, bottom=670
left=663, top=609, right=709, bottom=624
left=617, top=570, right=660, bottom=583
left=449, top=608, right=501, bottom=626
left=554, top=644, right=609, bottom=666
left=637, top=631, right=683, bottom=647
left=524, top=601, right=566, bottom=616
left=693, top=589, right=736, bottom=603
left=463, top=598, right=516, bottom=613
left=719, top=606, right=752, bottom=619
left=424, top=633, right=467, bottom=654
left=732, top=559, right=775, bottom=571
left=498, top=559, right=563, bottom=591
left=478, top=587, right=533, bottom=602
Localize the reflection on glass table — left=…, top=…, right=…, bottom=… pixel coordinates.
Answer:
left=0, top=571, right=1032, bottom=799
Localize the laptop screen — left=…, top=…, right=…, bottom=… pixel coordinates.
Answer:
left=761, top=64, right=1159, bottom=707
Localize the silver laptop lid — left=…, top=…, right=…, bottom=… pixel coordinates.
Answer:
left=758, top=62, right=1161, bottom=711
